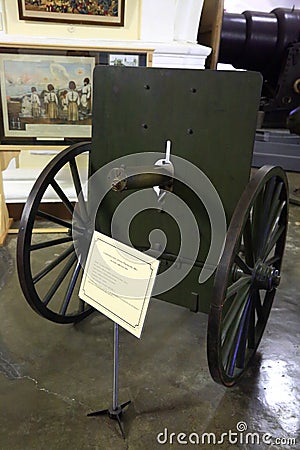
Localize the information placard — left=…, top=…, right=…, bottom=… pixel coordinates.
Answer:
left=79, top=231, right=159, bottom=338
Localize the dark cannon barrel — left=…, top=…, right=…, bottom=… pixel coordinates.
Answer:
left=274, top=8, right=300, bottom=61
left=219, top=7, right=300, bottom=127
left=219, top=8, right=300, bottom=86
left=219, top=13, right=247, bottom=64
left=236, top=11, right=278, bottom=71
left=220, top=11, right=277, bottom=69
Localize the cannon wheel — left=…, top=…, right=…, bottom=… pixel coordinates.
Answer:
left=207, top=166, right=288, bottom=386
left=17, top=142, right=95, bottom=324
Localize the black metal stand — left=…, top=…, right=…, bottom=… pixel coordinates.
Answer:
left=87, top=323, right=131, bottom=439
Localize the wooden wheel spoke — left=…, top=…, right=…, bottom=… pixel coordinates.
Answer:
left=234, top=254, right=252, bottom=275
left=69, top=157, right=83, bottom=197
left=33, top=245, right=74, bottom=284
left=69, top=158, right=89, bottom=222
left=263, top=224, right=286, bottom=259
left=37, top=209, right=72, bottom=230
left=222, top=283, right=250, bottom=343
left=226, top=296, right=251, bottom=375
left=221, top=284, right=250, bottom=362
left=36, top=209, right=84, bottom=234
left=30, top=236, right=72, bottom=251
left=264, top=254, right=281, bottom=266
left=236, top=289, right=258, bottom=367
left=261, top=290, right=275, bottom=313
left=253, top=289, right=264, bottom=322
left=247, top=300, right=256, bottom=349
left=259, top=197, right=285, bottom=260
left=262, top=177, right=276, bottom=218
left=253, top=179, right=280, bottom=259
left=235, top=303, right=253, bottom=370
left=226, top=275, right=251, bottom=299
left=264, top=197, right=285, bottom=239
left=43, top=253, right=77, bottom=306
left=251, top=190, right=265, bottom=258
left=243, top=217, right=254, bottom=267
left=51, top=179, right=74, bottom=215
left=264, top=183, right=283, bottom=233
left=59, top=259, right=82, bottom=315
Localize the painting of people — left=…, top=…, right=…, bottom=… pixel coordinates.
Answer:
left=0, top=53, right=95, bottom=139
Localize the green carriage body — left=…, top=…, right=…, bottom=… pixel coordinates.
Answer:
left=90, top=66, right=262, bottom=314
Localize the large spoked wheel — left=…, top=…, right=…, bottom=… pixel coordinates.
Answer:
left=207, top=166, right=288, bottom=386
left=17, top=142, right=95, bottom=324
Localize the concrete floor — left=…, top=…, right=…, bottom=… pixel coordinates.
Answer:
left=0, top=194, right=299, bottom=449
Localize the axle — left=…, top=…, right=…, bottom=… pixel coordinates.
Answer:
left=108, top=164, right=174, bottom=192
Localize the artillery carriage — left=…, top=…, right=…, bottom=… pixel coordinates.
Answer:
left=17, top=66, right=288, bottom=387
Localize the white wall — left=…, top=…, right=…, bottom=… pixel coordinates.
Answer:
left=173, top=0, right=204, bottom=42
left=0, top=0, right=140, bottom=41
left=140, top=0, right=205, bottom=44
left=0, top=0, right=206, bottom=45
left=224, top=0, right=300, bottom=12
left=140, top=0, right=176, bottom=42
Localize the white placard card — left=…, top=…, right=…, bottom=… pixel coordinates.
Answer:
left=79, top=231, right=160, bottom=338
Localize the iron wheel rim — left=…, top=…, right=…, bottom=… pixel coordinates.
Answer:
left=17, top=142, right=94, bottom=324
left=207, top=165, right=289, bottom=386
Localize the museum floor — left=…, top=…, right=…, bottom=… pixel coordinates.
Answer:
left=0, top=175, right=299, bottom=450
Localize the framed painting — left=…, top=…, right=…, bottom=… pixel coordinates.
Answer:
left=18, top=0, right=125, bottom=26
left=0, top=46, right=148, bottom=145
left=108, top=53, right=139, bottom=66
left=0, top=52, right=95, bottom=141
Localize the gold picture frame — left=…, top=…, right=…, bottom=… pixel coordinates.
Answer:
left=18, top=0, right=125, bottom=27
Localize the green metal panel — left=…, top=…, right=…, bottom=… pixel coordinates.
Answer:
left=90, top=66, right=262, bottom=313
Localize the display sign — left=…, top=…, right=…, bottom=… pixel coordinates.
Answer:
left=79, top=231, right=159, bottom=338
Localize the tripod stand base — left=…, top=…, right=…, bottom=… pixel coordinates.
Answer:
left=87, top=400, right=131, bottom=439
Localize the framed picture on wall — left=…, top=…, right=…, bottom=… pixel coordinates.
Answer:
left=0, top=46, right=149, bottom=145
left=108, top=53, right=139, bottom=66
left=0, top=52, right=95, bottom=141
left=18, top=0, right=125, bottom=26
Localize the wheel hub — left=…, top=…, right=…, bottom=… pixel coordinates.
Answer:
left=252, top=261, right=281, bottom=290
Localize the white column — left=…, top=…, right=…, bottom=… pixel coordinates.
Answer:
left=174, top=0, right=205, bottom=43
left=140, top=0, right=210, bottom=69
left=139, top=0, right=205, bottom=44
left=140, top=0, right=176, bottom=42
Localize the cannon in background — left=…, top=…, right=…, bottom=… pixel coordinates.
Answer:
left=197, top=2, right=300, bottom=184
left=218, top=7, right=300, bottom=129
